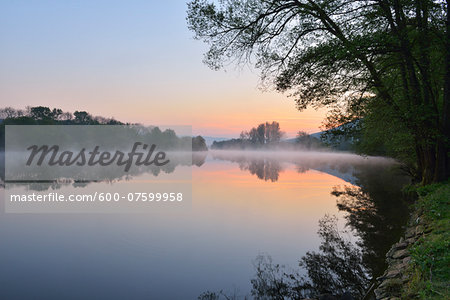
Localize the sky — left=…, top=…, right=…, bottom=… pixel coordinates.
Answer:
left=0, top=0, right=328, bottom=138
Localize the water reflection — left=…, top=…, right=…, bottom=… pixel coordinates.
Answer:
left=0, top=150, right=409, bottom=299
left=332, top=165, right=410, bottom=281
left=1, top=152, right=207, bottom=191
left=210, top=150, right=395, bottom=185
left=248, top=175, right=410, bottom=300
left=198, top=215, right=370, bottom=299
left=202, top=151, right=410, bottom=299
left=2, top=150, right=394, bottom=190
left=239, top=160, right=282, bottom=182
left=251, top=215, right=368, bottom=299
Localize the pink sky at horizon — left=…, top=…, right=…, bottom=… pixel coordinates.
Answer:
left=3, top=98, right=328, bottom=139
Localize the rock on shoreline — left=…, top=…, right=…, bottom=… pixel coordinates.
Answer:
left=373, top=208, right=430, bottom=300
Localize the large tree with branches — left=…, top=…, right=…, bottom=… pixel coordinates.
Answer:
left=187, top=0, right=450, bottom=184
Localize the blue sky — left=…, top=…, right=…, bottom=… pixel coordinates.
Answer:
left=0, top=0, right=326, bottom=137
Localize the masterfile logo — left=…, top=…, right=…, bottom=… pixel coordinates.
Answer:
left=4, top=125, right=193, bottom=213
left=25, top=142, right=170, bottom=172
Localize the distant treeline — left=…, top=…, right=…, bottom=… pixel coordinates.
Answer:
left=211, top=121, right=325, bottom=150
left=0, top=106, right=123, bottom=125
left=0, top=106, right=207, bottom=151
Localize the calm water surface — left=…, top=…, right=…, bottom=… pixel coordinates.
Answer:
left=0, top=151, right=410, bottom=299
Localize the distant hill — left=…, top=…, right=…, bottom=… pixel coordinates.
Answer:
left=284, top=131, right=322, bottom=143
left=284, top=120, right=360, bottom=151
left=310, top=132, right=322, bottom=139
left=284, top=133, right=322, bottom=144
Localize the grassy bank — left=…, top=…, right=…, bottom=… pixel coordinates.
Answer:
left=404, top=182, right=450, bottom=299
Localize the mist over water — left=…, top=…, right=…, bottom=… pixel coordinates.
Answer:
left=207, top=149, right=396, bottom=168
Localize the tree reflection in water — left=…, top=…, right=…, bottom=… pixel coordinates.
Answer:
left=207, top=152, right=410, bottom=299
left=238, top=159, right=282, bottom=182
left=332, top=166, right=410, bottom=283
left=2, top=152, right=208, bottom=191
left=251, top=216, right=368, bottom=300
left=201, top=215, right=366, bottom=299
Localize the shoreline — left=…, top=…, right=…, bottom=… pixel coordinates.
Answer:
left=374, top=183, right=449, bottom=299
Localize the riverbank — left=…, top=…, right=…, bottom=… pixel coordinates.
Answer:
left=374, top=182, right=450, bottom=299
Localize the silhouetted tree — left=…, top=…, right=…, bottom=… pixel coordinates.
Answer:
left=212, top=122, right=284, bottom=149
left=30, top=106, right=53, bottom=120
left=187, top=0, right=450, bottom=183
left=296, top=131, right=323, bottom=150
left=74, top=111, right=92, bottom=124
left=0, top=107, right=24, bottom=119
left=248, top=121, right=283, bottom=144
left=265, top=121, right=282, bottom=144
left=192, top=135, right=208, bottom=151
left=51, top=108, right=63, bottom=120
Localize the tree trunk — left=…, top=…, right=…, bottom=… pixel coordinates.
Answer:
left=434, top=141, right=449, bottom=182
left=414, top=138, right=436, bottom=185
left=438, top=0, right=450, bottom=181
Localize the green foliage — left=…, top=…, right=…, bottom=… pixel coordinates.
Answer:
left=187, top=0, right=450, bottom=183
left=358, top=101, right=417, bottom=170
left=405, top=183, right=450, bottom=299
